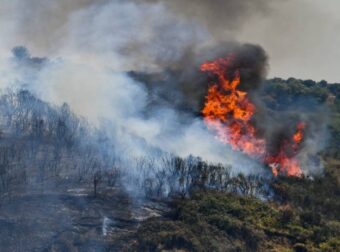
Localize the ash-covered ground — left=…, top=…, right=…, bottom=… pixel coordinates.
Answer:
left=0, top=180, right=167, bottom=251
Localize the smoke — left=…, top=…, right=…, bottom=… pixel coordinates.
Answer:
left=0, top=3, right=332, bottom=251
left=0, top=0, right=275, bottom=75
left=0, top=0, right=328, bottom=176
left=1, top=0, right=339, bottom=80
left=142, top=0, right=273, bottom=38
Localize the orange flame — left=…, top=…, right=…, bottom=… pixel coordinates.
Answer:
left=201, top=56, right=304, bottom=177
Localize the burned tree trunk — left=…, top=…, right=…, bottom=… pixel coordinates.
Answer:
left=93, top=171, right=102, bottom=198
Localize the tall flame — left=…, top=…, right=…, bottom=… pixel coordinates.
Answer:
left=201, top=55, right=304, bottom=177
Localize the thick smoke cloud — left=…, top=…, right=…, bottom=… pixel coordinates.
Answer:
left=130, top=43, right=268, bottom=115
left=0, top=0, right=274, bottom=75
left=0, top=0, right=328, bottom=175
left=1, top=0, right=339, bottom=81
left=7, top=45, right=265, bottom=175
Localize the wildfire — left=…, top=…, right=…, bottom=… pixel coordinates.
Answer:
left=201, top=55, right=304, bottom=177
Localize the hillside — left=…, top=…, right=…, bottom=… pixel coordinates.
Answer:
left=136, top=78, right=340, bottom=251
left=0, top=78, right=339, bottom=251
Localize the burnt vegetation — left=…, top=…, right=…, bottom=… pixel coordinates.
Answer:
left=0, top=90, right=119, bottom=197
left=0, top=89, right=270, bottom=200
left=0, top=78, right=339, bottom=251
left=136, top=78, right=340, bottom=252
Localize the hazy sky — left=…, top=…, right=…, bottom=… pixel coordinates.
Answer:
left=236, top=0, right=340, bottom=82
left=0, top=0, right=339, bottom=82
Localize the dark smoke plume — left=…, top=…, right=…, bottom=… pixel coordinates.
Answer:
left=130, top=43, right=268, bottom=114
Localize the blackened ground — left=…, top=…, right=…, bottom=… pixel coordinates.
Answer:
left=0, top=181, right=168, bottom=251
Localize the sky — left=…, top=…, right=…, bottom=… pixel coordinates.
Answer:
left=0, top=0, right=339, bottom=82
left=236, top=0, right=340, bottom=82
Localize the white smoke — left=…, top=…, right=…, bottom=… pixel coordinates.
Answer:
left=0, top=1, right=252, bottom=171
left=0, top=0, right=320, bottom=176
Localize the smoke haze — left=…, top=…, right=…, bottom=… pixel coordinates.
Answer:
left=0, top=0, right=332, bottom=175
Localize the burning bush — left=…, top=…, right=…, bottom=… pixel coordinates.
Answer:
left=200, top=54, right=307, bottom=177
